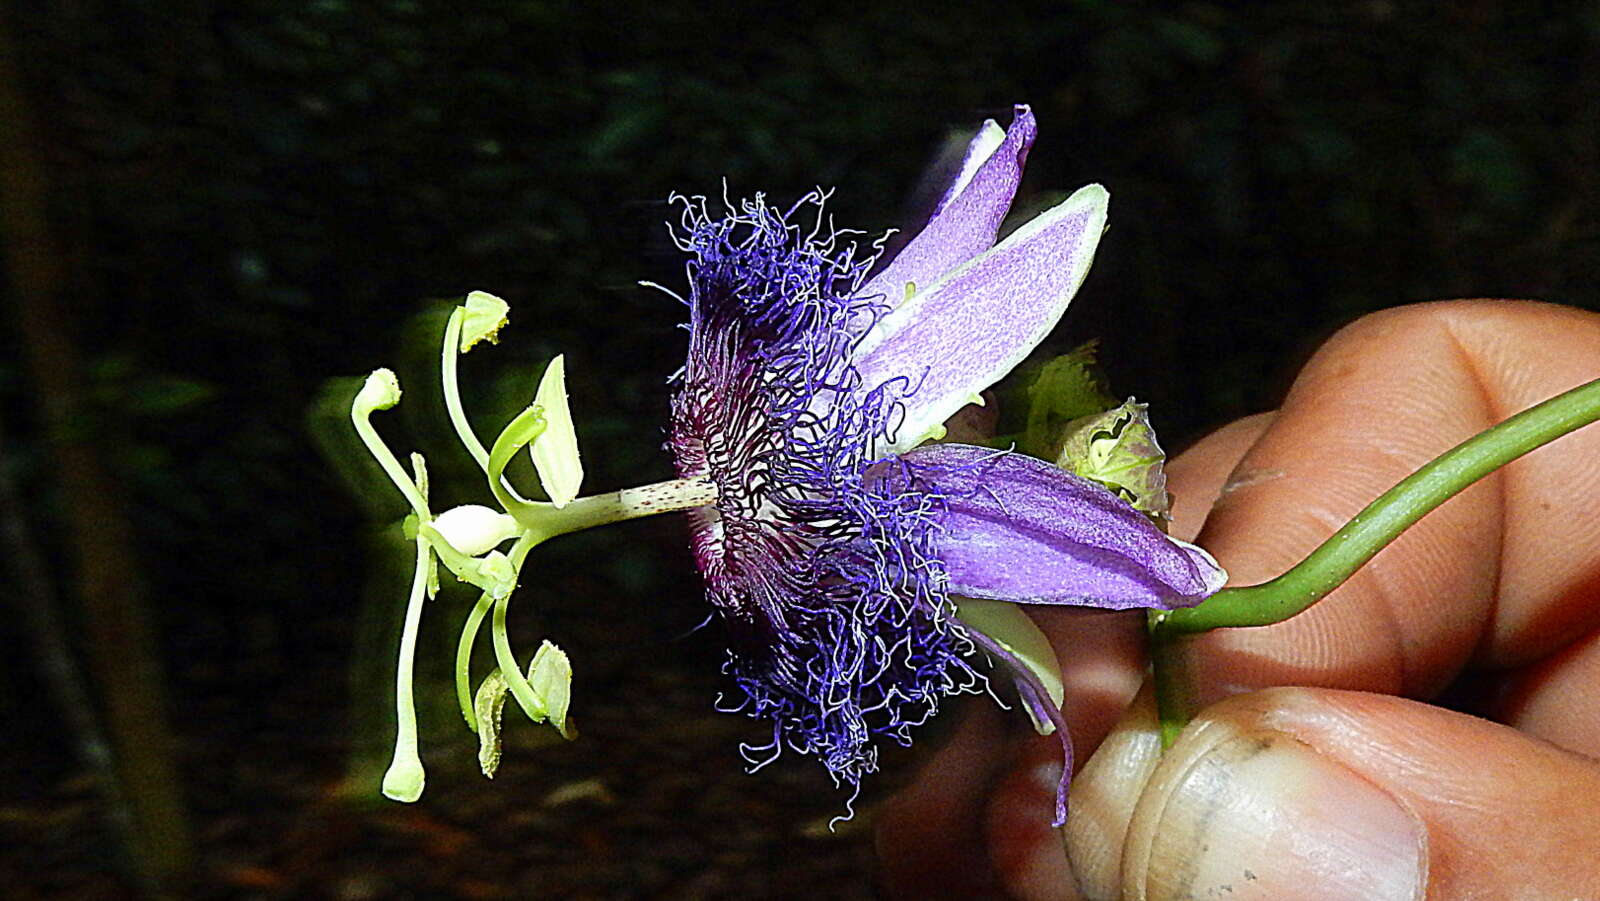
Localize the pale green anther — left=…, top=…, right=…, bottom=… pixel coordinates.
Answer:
left=473, top=668, right=511, bottom=778
left=955, top=597, right=1065, bottom=736
left=412, top=454, right=441, bottom=598
left=470, top=641, right=573, bottom=780
left=459, top=290, right=510, bottom=352
left=356, top=367, right=402, bottom=412
left=526, top=640, right=574, bottom=740
left=1056, top=398, right=1170, bottom=520
left=411, top=452, right=430, bottom=500
left=529, top=355, right=584, bottom=508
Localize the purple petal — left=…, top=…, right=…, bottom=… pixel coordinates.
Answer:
left=961, top=621, right=1074, bottom=826
left=902, top=444, right=1227, bottom=609
left=860, top=106, right=1037, bottom=306
left=857, top=184, right=1110, bottom=455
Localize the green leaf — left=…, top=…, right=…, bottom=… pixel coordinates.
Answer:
left=1056, top=398, right=1171, bottom=520
left=459, top=290, right=510, bottom=352
left=954, top=597, right=1064, bottom=736
left=528, top=355, right=584, bottom=507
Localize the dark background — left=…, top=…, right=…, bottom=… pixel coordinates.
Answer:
left=3, top=1, right=1597, bottom=898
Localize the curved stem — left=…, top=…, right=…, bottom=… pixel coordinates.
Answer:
left=1147, top=375, right=1600, bottom=748
left=484, top=536, right=547, bottom=723
left=441, top=308, right=491, bottom=472
left=352, top=402, right=429, bottom=520
left=1156, top=375, right=1600, bottom=635
left=455, top=590, right=496, bottom=730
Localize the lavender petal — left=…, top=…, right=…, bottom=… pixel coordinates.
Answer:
left=902, top=444, right=1227, bottom=609
left=861, top=106, right=1036, bottom=308
left=858, top=184, right=1110, bottom=455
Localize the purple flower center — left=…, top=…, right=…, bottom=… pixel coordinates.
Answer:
left=666, top=190, right=986, bottom=795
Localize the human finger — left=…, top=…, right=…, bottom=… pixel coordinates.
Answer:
left=1110, top=687, right=1600, bottom=900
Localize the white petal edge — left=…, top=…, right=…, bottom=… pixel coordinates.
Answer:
left=937, top=120, right=1008, bottom=215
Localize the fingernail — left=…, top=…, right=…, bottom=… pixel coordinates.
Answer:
left=1142, top=729, right=1425, bottom=901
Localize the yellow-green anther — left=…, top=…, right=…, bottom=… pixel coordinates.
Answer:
left=459, top=290, right=510, bottom=351
left=955, top=597, right=1064, bottom=736
left=529, top=355, right=583, bottom=508
left=412, top=454, right=441, bottom=598
left=471, top=642, right=573, bottom=780
left=473, top=668, right=510, bottom=778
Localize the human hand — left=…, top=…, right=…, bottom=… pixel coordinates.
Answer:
left=877, top=299, right=1600, bottom=900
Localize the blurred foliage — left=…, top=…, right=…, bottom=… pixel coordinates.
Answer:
left=4, top=0, right=1599, bottom=870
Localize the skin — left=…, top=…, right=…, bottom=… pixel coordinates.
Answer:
left=875, top=300, right=1600, bottom=900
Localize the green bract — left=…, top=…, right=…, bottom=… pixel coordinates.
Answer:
left=1056, top=398, right=1171, bottom=521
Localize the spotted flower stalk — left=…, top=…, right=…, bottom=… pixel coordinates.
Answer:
left=663, top=106, right=1224, bottom=821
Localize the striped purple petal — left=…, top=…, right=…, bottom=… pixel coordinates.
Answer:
left=896, top=443, right=1226, bottom=609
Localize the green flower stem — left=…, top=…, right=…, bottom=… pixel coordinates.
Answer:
left=381, top=537, right=432, bottom=802
left=1147, top=374, right=1600, bottom=746
left=1157, top=375, right=1600, bottom=634
left=1146, top=623, right=1194, bottom=750
left=441, top=307, right=491, bottom=471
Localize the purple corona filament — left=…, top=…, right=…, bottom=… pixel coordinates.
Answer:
left=668, top=190, right=983, bottom=797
